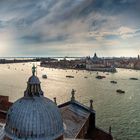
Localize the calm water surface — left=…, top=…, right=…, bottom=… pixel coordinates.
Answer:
left=0, top=62, right=140, bottom=140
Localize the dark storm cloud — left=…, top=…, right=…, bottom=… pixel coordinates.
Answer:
left=20, top=34, right=69, bottom=44
left=0, top=0, right=140, bottom=34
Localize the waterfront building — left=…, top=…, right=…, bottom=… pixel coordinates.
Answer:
left=134, top=55, right=140, bottom=69
left=86, top=53, right=116, bottom=72
left=0, top=66, right=113, bottom=140
left=134, top=60, right=140, bottom=70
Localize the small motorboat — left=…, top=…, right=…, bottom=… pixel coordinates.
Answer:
left=66, top=75, right=74, bottom=78
left=129, top=78, right=138, bottom=80
left=110, top=81, right=117, bottom=84
left=116, top=89, right=125, bottom=94
left=96, top=75, right=106, bottom=79
left=42, top=74, right=47, bottom=79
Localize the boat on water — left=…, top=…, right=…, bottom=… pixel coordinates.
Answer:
left=116, top=89, right=125, bottom=94
left=66, top=75, right=74, bottom=78
left=42, top=74, right=47, bottom=79
left=96, top=75, right=106, bottom=79
left=110, top=81, right=117, bottom=84
left=129, top=78, right=138, bottom=80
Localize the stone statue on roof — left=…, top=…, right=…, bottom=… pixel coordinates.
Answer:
left=32, top=64, right=36, bottom=75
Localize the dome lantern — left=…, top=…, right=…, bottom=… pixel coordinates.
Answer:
left=24, top=65, right=43, bottom=97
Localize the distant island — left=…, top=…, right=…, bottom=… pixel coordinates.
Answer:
left=40, top=53, right=140, bottom=72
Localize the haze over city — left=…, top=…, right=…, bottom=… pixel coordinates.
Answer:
left=0, top=0, right=140, bottom=57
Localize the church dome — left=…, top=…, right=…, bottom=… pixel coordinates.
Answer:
left=5, top=65, right=64, bottom=140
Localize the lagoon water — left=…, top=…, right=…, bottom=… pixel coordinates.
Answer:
left=0, top=62, right=140, bottom=140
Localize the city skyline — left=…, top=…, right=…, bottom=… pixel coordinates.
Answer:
left=0, top=0, right=140, bottom=57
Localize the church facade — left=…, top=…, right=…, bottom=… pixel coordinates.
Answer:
left=86, top=53, right=116, bottom=72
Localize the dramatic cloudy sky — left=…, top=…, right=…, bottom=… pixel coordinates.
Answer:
left=0, top=0, right=140, bottom=57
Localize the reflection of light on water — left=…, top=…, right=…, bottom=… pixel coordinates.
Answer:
left=129, top=96, right=132, bottom=100
left=0, top=63, right=140, bottom=139
left=131, top=119, right=137, bottom=123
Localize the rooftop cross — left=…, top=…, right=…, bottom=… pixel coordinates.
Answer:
left=32, top=64, right=36, bottom=76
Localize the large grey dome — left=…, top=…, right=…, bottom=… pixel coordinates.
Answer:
left=5, top=65, right=64, bottom=140
left=5, top=97, right=64, bottom=140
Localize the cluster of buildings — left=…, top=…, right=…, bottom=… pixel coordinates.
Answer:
left=43, top=53, right=140, bottom=73
left=40, top=58, right=85, bottom=69
left=86, top=53, right=140, bottom=71
left=1, top=53, right=140, bottom=72
left=0, top=66, right=113, bottom=140
left=114, top=55, right=140, bottom=70
left=40, top=53, right=117, bottom=72
left=86, top=53, right=116, bottom=72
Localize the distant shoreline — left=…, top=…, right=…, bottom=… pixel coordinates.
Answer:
left=0, top=58, right=140, bottom=71
left=0, top=59, right=38, bottom=64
